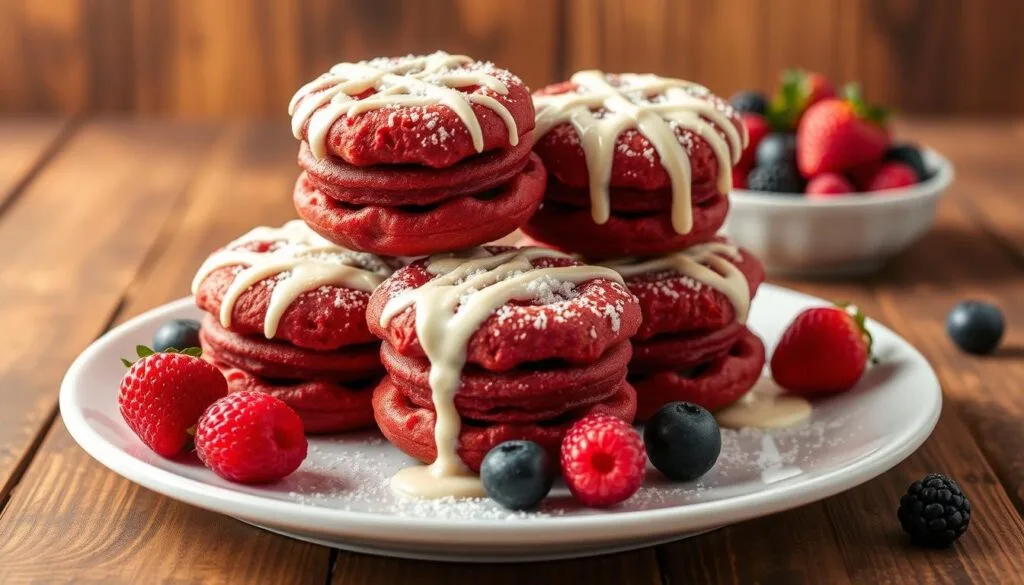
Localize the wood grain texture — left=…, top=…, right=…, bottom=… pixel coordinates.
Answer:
left=565, top=0, right=1024, bottom=113
left=0, top=120, right=217, bottom=507
left=0, top=0, right=559, bottom=117
left=332, top=549, right=661, bottom=584
left=0, top=117, right=71, bottom=206
left=863, top=120, right=1024, bottom=514
left=2, top=0, right=1023, bottom=115
left=0, top=123, right=332, bottom=584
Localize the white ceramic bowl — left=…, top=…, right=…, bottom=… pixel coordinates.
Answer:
left=723, top=149, right=954, bottom=276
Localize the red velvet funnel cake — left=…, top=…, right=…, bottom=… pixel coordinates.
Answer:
left=288, top=52, right=545, bottom=256
left=524, top=72, right=747, bottom=260
left=367, top=246, right=641, bottom=472
left=601, top=241, right=767, bottom=419
left=192, top=220, right=394, bottom=433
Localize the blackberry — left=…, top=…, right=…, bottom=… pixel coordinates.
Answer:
left=884, top=143, right=930, bottom=181
left=730, top=90, right=768, bottom=116
left=747, top=163, right=804, bottom=194
left=897, top=473, right=971, bottom=548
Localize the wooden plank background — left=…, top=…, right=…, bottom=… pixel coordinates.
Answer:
left=1, top=0, right=1021, bottom=117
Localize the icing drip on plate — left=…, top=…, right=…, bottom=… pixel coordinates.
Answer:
left=533, top=71, right=747, bottom=234
left=603, top=242, right=751, bottom=324
left=289, top=51, right=520, bottom=159
left=717, top=378, right=812, bottom=429
left=191, top=220, right=392, bottom=339
left=379, top=247, right=625, bottom=498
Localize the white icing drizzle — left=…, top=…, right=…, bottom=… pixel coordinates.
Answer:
left=380, top=247, right=625, bottom=497
left=533, top=71, right=747, bottom=234
left=603, top=242, right=751, bottom=324
left=191, top=220, right=392, bottom=339
left=289, top=51, right=519, bottom=159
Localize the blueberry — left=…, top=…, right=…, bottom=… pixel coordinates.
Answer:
left=153, top=319, right=202, bottom=352
left=885, top=143, right=930, bottom=181
left=747, top=162, right=804, bottom=193
left=480, top=440, right=553, bottom=510
left=730, top=90, right=768, bottom=116
left=756, top=133, right=798, bottom=167
left=644, top=402, right=722, bottom=481
left=946, top=301, right=1004, bottom=355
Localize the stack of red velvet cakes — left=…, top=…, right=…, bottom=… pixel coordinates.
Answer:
left=283, top=52, right=641, bottom=488
left=525, top=71, right=768, bottom=420
left=367, top=247, right=639, bottom=474
left=192, top=220, right=395, bottom=433
left=289, top=52, right=545, bottom=257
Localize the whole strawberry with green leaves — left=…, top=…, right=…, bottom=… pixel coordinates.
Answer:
left=797, top=85, right=890, bottom=177
left=771, top=304, right=875, bottom=396
left=768, top=69, right=837, bottom=130
left=118, top=345, right=227, bottom=456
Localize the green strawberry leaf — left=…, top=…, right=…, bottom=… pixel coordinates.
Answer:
left=767, top=69, right=807, bottom=131
left=843, top=83, right=889, bottom=126
left=835, top=301, right=878, bottom=364
left=121, top=344, right=202, bottom=367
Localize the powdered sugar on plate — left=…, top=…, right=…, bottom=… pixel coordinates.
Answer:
left=259, top=409, right=855, bottom=520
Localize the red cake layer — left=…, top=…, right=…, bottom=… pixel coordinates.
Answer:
left=367, top=247, right=641, bottom=371
left=521, top=194, right=729, bottom=260
left=212, top=363, right=378, bottom=434
left=298, top=136, right=534, bottom=207
left=194, top=250, right=382, bottom=352
left=624, top=244, right=765, bottom=341
left=532, top=77, right=742, bottom=193
left=630, top=322, right=745, bottom=374
left=200, top=317, right=382, bottom=381
left=292, top=57, right=536, bottom=168
left=630, top=327, right=765, bottom=420
left=381, top=341, right=630, bottom=423
left=294, top=156, right=546, bottom=256
left=372, top=376, right=636, bottom=472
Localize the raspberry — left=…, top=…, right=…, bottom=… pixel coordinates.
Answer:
left=195, top=391, right=308, bottom=484
left=862, top=162, right=917, bottom=192
left=806, top=173, right=855, bottom=198
left=560, top=414, right=646, bottom=507
left=118, top=348, right=227, bottom=457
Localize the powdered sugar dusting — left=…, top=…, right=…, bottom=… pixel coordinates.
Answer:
left=252, top=408, right=854, bottom=520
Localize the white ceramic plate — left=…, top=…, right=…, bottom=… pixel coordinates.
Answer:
left=61, top=285, right=941, bottom=562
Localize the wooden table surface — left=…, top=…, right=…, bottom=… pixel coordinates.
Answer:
left=0, top=118, right=1023, bottom=584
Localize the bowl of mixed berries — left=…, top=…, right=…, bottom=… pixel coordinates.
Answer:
left=723, top=70, right=954, bottom=276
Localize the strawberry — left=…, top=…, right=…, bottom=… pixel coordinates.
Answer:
left=118, top=346, right=228, bottom=457
left=806, top=173, right=855, bottom=198
left=737, top=113, right=770, bottom=176
left=768, top=69, right=837, bottom=130
left=770, top=304, right=874, bottom=396
left=797, top=85, right=890, bottom=177
left=860, top=162, right=918, bottom=192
